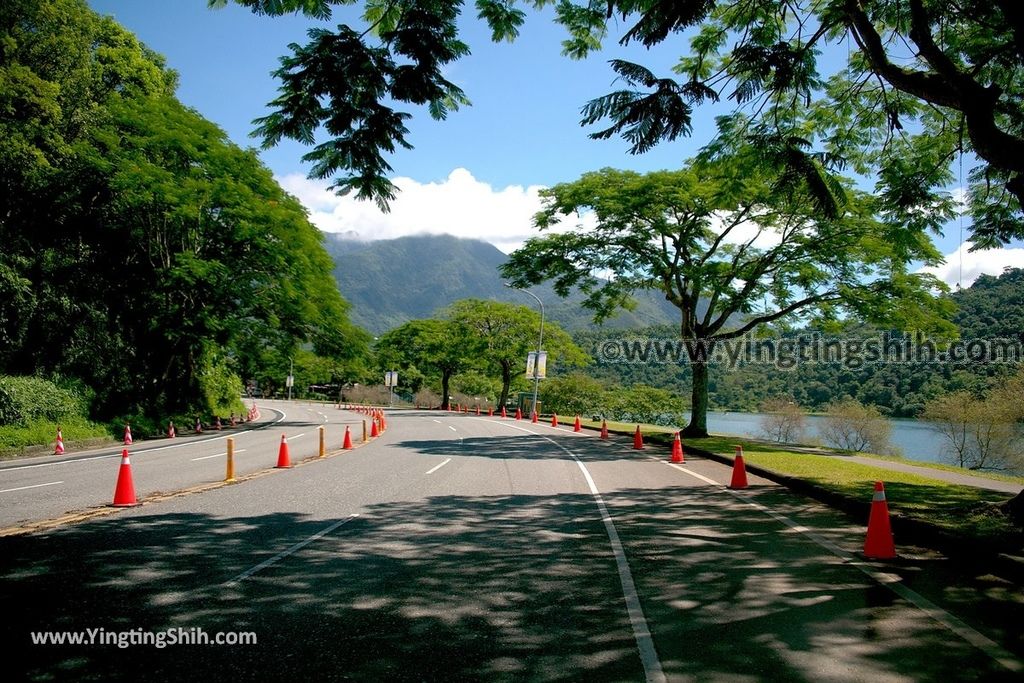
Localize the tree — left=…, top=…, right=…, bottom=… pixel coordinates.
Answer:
left=820, top=399, right=894, bottom=454
left=502, top=144, right=953, bottom=436
left=539, top=373, right=609, bottom=417
left=759, top=397, right=807, bottom=444
left=375, top=319, right=471, bottom=410
left=215, top=0, right=1024, bottom=246
left=444, top=298, right=588, bottom=407
left=925, top=374, right=1024, bottom=471
left=1, top=0, right=369, bottom=418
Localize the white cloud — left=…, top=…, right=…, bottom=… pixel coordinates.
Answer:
left=277, top=169, right=554, bottom=254
left=918, top=241, right=1024, bottom=288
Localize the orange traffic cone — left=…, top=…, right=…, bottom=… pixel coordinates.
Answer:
left=343, top=426, right=353, bottom=450
left=573, top=415, right=582, bottom=432
left=215, top=416, right=222, bottom=431
left=671, top=432, right=684, bottom=463
left=111, top=449, right=137, bottom=506
left=276, top=434, right=291, bottom=468
left=632, top=425, right=644, bottom=450
left=123, top=423, right=133, bottom=445
left=729, top=446, right=748, bottom=489
left=863, top=481, right=896, bottom=559
left=54, top=427, right=65, bottom=455
left=551, top=413, right=559, bottom=427
left=168, top=421, right=176, bottom=438
left=501, top=406, right=507, bottom=418
left=600, top=420, right=609, bottom=440
left=370, top=419, right=379, bottom=438
left=476, top=406, right=480, bottom=415
left=515, top=407, right=522, bottom=420
left=531, top=411, right=539, bottom=424
left=488, top=408, right=493, bottom=416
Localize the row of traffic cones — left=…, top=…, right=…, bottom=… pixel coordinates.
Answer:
left=514, top=415, right=897, bottom=561
left=114, top=421, right=376, bottom=504
left=55, top=409, right=257, bottom=455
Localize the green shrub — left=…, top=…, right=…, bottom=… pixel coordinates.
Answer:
left=0, top=419, right=109, bottom=452
left=0, top=376, right=90, bottom=426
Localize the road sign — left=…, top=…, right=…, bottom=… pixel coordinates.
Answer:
left=384, top=371, right=398, bottom=387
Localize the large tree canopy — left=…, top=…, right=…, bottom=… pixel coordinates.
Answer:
left=444, top=298, right=588, bottom=407
left=1, top=0, right=368, bottom=417
left=501, top=141, right=955, bottom=436
left=216, top=0, right=1024, bottom=246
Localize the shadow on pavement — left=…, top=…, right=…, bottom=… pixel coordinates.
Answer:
left=1, top=484, right=1020, bottom=681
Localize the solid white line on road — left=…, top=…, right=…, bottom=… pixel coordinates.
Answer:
left=659, top=459, right=1022, bottom=674
left=224, top=514, right=359, bottom=587
left=191, top=449, right=247, bottom=462
left=425, top=458, right=452, bottom=475
left=0, top=481, right=63, bottom=494
left=483, top=419, right=666, bottom=683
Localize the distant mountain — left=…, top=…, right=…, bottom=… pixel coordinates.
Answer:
left=323, top=233, right=688, bottom=334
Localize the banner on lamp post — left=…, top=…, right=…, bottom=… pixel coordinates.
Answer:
left=526, top=352, right=547, bottom=379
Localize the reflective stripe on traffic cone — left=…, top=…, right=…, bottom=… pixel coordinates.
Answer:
left=863, top=481, right=896, bottom=559
left=729, top=446, right=748, bottom=489
left=276, top=434, right=291, bottom=468
left=112, top=449, right=137, bottom=506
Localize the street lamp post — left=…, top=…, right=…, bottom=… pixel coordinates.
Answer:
left=505, top=284, right=544, bottom=420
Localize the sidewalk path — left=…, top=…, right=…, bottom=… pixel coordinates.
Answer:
left=740, top=439, right=1023, bottom=495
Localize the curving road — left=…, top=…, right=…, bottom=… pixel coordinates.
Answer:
left=1, top=405, right=1021, bottom=681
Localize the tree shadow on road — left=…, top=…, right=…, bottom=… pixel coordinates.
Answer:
left=1, top=484, right=1020, bottom=682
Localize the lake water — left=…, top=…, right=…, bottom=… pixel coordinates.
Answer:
left=698, top=411, right=951, bottom=465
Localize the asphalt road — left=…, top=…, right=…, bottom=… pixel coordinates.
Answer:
left=1, top=405, right=1021, bottom=681
left=0, top=400, right=363, bottom=528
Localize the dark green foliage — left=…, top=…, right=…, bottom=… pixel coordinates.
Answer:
left=1, top=0, right=368, bottom=420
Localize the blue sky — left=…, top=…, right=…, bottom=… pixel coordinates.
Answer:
left=87, top=1, right=1022, bottom=284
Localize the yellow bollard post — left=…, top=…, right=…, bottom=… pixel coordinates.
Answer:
left=318, top=425, right=325, bottom=458
left=225, top=437, right=235, bottom=482
left=362, top=419, right=368, bottom=443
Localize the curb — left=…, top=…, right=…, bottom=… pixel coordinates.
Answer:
left=585, top=424, right=1024, bottom=581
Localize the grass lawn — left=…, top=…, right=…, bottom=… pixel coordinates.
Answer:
left=578, top=419, right=1021, bottom=546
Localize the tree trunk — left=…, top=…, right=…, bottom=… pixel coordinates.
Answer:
left=499, top=361, right=511, bottom=408
left=1003, top=489, right=1024, bottom=527
left=683, top=359, right=710, bottom=438
left=440, top=371, right=451, bottom=410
